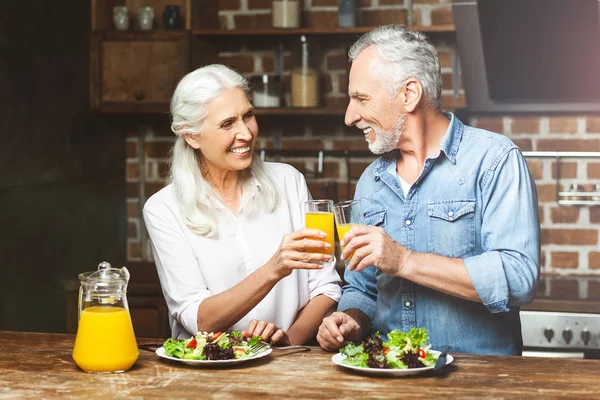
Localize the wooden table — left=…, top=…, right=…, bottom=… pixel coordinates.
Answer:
left=1, top=331, right=599, bottom=399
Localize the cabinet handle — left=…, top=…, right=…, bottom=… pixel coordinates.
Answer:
left=134, top=90, right=146, bottom=101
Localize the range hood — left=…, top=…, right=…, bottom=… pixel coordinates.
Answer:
left=453, top=0, right=600, bottom=113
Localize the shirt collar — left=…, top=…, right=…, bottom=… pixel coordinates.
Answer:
left=373, top=112, right=464, bottom=178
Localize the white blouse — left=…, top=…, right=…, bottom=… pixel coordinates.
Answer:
left=143, top=162, right=342, bottom=339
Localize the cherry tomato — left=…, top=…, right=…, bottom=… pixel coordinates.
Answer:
left=383, top=347, right=390, bottom=355
left=212, top=332, right=223, bottom=341
left=186, top=337, right=197, bottom=349
left=418, top=349, right=426, bottom=358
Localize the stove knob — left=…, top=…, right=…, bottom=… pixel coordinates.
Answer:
left=544, top=328, right=554, bottom=342
left=562, top=328, right=573, bottom=344
left=581, top=329, right=591, bottom=346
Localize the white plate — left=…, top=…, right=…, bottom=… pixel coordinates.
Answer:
left=331, top=350, right=454, bottom=376
left=155, top=344, right=272, bottom=366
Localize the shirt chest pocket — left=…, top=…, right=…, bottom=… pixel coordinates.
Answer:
left=428, top=200, right=476, bottom=258
left=364, top=209, right=387, bottom=227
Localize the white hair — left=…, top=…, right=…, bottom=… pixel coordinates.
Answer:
left=168, top=64, right=279, bottom=238
left=349, top=24, right=442, bottom=110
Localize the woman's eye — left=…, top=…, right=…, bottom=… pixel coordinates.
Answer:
left=244, top=111, right=254, bottom=119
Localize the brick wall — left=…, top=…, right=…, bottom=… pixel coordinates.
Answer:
left=125, top=1, right=600, bottom=277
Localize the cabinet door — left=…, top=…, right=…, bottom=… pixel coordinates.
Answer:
left=91, top=32, right=189, bottom=113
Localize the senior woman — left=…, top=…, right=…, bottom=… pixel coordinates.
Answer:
left=143, top=64, right=341, bottom=345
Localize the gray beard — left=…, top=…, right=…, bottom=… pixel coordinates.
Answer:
left=367, top=112, right=407, bottom=155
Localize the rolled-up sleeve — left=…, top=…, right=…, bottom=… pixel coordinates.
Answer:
left=337, top=266, right=378, bottom=321
left=307, top=262, right=342, bottom=302
left=464, top=148, right=540, bottom=313
left=143, top=199, right=211, bottom=337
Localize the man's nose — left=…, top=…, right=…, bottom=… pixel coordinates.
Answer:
left=344, top=103, right=359, bottom=127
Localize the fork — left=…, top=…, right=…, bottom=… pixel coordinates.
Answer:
left=248, top=342, right=269, bottom=356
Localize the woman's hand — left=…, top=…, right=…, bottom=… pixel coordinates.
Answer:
left=242, top=320, right=291, bottom=346
left=267, top=228, right=333, bottom=279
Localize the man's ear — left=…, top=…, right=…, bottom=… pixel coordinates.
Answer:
left=397, top=78, right=422, bottom=113
left=183, top=133, right=201, bottom=150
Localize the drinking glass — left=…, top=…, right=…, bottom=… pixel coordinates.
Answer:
left=304, top=200, right=335, bottom=257
left=333, top=199, right=365, bottom=265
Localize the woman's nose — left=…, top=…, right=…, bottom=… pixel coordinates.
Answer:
left=237, top=122, right=253, bottom=139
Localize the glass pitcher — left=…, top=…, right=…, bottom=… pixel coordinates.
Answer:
left=72, top=261, right=139, bottom=373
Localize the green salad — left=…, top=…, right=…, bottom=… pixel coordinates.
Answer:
left=162, top=331, right=263, bottom=361
left=340, top=327, right=439, bottom=369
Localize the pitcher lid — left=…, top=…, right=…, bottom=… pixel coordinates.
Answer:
left=79, top=261, right=130, bottom=283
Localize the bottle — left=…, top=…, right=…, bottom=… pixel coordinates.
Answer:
left=567, top=183, right=582, bottom=201
left=291, top=35, right=319, bottom=108
left=252, top=74, right=282, bottom=108
left=112, top=6, right=130, bottom=31
left=592, top=183, right=600, bottom=201
left=137, top=6, right=155, bottom=31
left=163, top=5, right=181, bottom=30
left=338, top=0, right=356, bottom=28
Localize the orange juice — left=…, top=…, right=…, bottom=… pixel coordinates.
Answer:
left=305, top=211, right=335, bottom=254
left=336, top=223, right=358, bottom=259
left=72, top=306, right=139, bottom=373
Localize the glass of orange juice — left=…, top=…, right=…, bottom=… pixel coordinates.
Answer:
left=72, top=262, right=139, bottom=373
left=333, top=199, right=365, bottom=266
left=304, top=199, right=335, bottom=260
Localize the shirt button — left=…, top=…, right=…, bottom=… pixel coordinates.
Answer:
left=404, top=301, right=411, bottom=307
left=405, top=219, right=412, bottom=226
left=448, top=211, right=454, bottom=217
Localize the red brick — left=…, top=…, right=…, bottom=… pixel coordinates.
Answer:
left=474, top=117, right=503, bottom=133
left=541, top=229, right=598, bottom=245
left=303, top=10, right=338, bottom=28
left=540, top=250, right=546, bottom=269
left=128, top=242, right=142, bottom=260
left=550, top=278, right=579, bottom=298
left=526, top=160, right=543, bottom=180
left=550, top=252, right=579, bottom=269
left=437, top=51, right=451, bottom=68
left=538, top=139, right=600, bottom=152
left=307, top=180, right=339, bottom=200
left=360, top=9, right=407, bottom=26
left=127, top=202, right=140, bottom=218
left=551, top=162, right=577, bottom=179
left=127, top=182, right=140, bottom=198
left=312, top=0, right=338, bottom=6
left=332, top=139, right=370, bottom=151
left=325, top=95, right=349, bottom=109
left=281, top=139, right=325, bottom=150
left=234, top=14, right=271, bottom=29
left=145, top=183, right=164, bottom=198
left=590, top=252, right=600, bottom=269
left=536, top=183, right=559, bottom=203
left=327, top=53, right=348, bottom=71
left=145, top=142, right=172, bottom=158
left=126, top=163, right=139, bottom=181
left=217, top=54, right=255, bottom=74
left=538, top=205, right=544, bottom=224
left=247, top=0, right=271, bottom=9
left=357, top=0, right=372, bottom=6
left=349, top=160, right=372, bottom=179
left=512, top=139, right=532, bottom=151
left=440, top=94, right=466, bottom=110
left=321, top=161, right=341, bottom=179
left=548, top=117, right=578, bottom=134
left=431, top=8, right=454, bottom=25
left=158, top=161, right=170, bottom=179
left=323, top=74, right=333, bottom=93
left=336, top=181, right=357, bottom=202
left=550, top=207, right=580, bottom=223
left=411, top=0, right=442, bottom=3
left=590, top=208, right=600, bottom=223
left=128, top=221, right=138, bottom=239
left=585, top=117, right=600, bottom=133
left=339, top=73, right=349, bottom=94
left=219, top=0, right=241, bottom=10
left=126, top=141, right=138, bottom=158
left=587, top=163, right=600, bottom=179
left=219, top=15, right=228, bottom=29
left=511, top=117, right=540, bottom=134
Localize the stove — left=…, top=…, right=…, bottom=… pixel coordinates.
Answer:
left=520, top=276, right=600, bottom=358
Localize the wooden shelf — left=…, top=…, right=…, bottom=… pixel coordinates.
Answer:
left=254, top=107, right=346, bottom=116
left=192, top=25, right=455, bottom=36
left=100, top=30, right=189, bottom=40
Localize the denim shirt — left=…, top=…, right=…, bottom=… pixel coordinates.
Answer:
left=338, top=113, right=540, bottom=355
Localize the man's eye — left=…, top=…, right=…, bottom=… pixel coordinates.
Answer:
left=221, top=121, right=232, bottom=128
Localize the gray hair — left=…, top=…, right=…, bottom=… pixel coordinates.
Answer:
left=348, top=25, right=442, bottom=110
left=168, top=64, right=279, bottom=238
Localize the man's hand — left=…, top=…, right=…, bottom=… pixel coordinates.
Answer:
left=317, top=311, right=362, bottom=351
left=341, top=225, right=411, bottom=276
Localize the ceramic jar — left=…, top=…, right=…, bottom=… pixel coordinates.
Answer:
left=112, top=6, right=130, bottom=31
left=138, top=7, right=155, bottom=31
left=163, top=5, right=181, bottom=29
